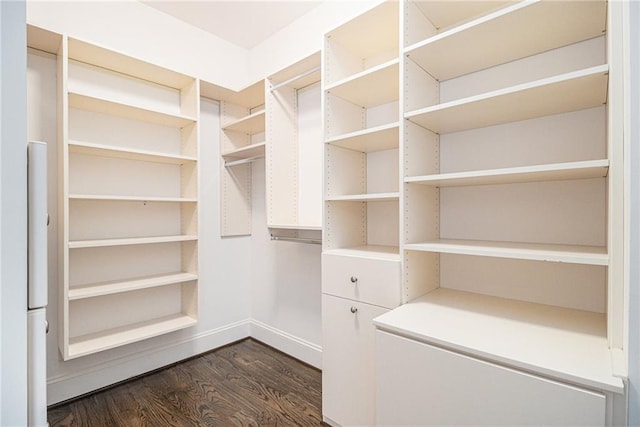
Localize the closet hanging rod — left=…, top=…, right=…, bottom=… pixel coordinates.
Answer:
left=270, top=66, right=321, bottom=91
left=270, top=234, right=322, bottom=245
left=225, top=155, right=263, bottom=167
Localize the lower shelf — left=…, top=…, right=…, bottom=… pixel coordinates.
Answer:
left=373, top=288, right=623, bottom=393
left=68, top=313, right=197, bottom=359
left=68, top=272, right=198, bottom=300
left=324, top=245, right=400, bottom=261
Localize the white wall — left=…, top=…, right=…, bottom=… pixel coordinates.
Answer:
left=27, top=0, right=249, bottom=90
left=1, top=0, right=29, bottom=423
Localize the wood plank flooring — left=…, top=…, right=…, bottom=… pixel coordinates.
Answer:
left=48, top=339, right=323, bottom=426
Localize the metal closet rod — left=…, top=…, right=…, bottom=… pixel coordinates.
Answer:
left=225, top=155, right=263, bottom=167
left=270, top=234, right=322, bottom=245
left=270, top=66, right=321, bottom=92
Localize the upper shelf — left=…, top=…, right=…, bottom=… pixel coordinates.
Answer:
left=326, top=1, right=398, bottom=64
left=406, top=0, right=606, bottom=81
left=69, top=92, right=196, bottom=128
left=404, top=239, right=608, bottom=266
left=409, top=1, right=512, bottom=33
left=326, top=59, right=399, bottom=108
left=373, top=287, right=623, bottom=393
left=269, top=51, right=321, bottom=91
left=326, top=122, right=400, bottom=153
left=69, top=194, right=197, bottom=203
left=69, top=272, right=198, bottom=300
left=69, top=235, right=198, bottom=249
left=68, top=38, right=194, bottom=90
left=222, top=142, right=266, bottom=162
left=68, top=140, right=196, bottom=164
left=406, top=159, right=609, bottom=188
left=222, top=109, right=266, bottom=134
left=406, top=65, right=608, bottom=134
left=326, top=192, right=400, bottom=202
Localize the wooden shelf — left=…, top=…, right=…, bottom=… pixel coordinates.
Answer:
left=406, top=65, right=608, bottom=134
left=404, top=239, right=608, bottom=266
left=406, top=1, right=606, bottom=81
left=69, top=194, right=197, bottom=203
left=326, top=122, right=399, bottom=153
left=324, top=245, right=400, bottom=261
left=68, top=140, right=196, bottom=164
left=373, top=288, right=623, bottom=393
left=222, top=108, right=265, bottom=134
left=69, top=272, right=198, bottom=300
left=326, top=59, right=399, bottom=108
left=221, top=142, right=266, bottom=160
left=67, top=313, right=197, bottom=359
left=69, top=92, right=196, bottom=128
left=405, top=160, right=609, bottom=187
left=326, top=1, right=398, bottom=68
left=68, top=38, right=193, bottom=90
left=69, top=235, right=198, bottom=249
left=326, top=192, right=400, bottom=202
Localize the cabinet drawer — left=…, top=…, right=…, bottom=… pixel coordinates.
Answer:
left=376, top=330, right=606, bottom=426
left=322, top=294, right=388, bottom=427
left=322, top=254, right=400, bottom=308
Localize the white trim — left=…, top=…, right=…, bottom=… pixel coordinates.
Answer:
left=249, top=320, right=322, bottom=369
left=47, top=319, right=251, bottom=405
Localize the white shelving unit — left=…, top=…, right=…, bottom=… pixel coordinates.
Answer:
left=321, top=2, right=400, bottom=426
left=266, top=53, right=323, bottom=232
left=203, top=80, right=265, bottom=236
left=58, top=36, right=199, bottom=360
left=368, top=0, right=627, bottom=424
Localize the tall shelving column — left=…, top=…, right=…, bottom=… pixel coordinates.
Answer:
left=374, top=0, right=627, bottom=424
left=59, top=36, right=200, bottom=360
left=321, top=2, right=400, bottom=426
left=266, top=52, right=322, bottom=238
left=217, top=81, right=265, bottom=236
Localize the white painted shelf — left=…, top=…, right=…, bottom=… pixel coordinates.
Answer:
left=325, top=122, right=399, bottom=153
left=68, top=272, right=198, bottom=300
left=324, top=245, right=400, bottom=261
left=68, top=92, right=196, bottom=128
left=69, top=194, right=197, bottom=203
left=406, top=1, right=606, bottom=81
left=68, top=235, right=198, bottom=249
left=222, top=108, right=265, bottom=134
left=67, top=313, right=197, bottom=359
left=373, top=287, right=623, bottom=393
left=269, top=224, right=322, bottom=231
left=326, top=192, right=400, bottom=202
left=406, top=65, right=609, bottom=134
left=221, top=141, right=266, bottom=160
left=68, top=140, right=196, bottom=164
left=404, top=239, right=608, bottom=266
left=405, top=160, right=609, bottom=187
left=326, top=59, right=399, bottom=108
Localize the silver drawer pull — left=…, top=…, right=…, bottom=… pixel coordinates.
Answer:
left=350, top=276, right=358, bottom=283
left=350, top=306, right=358, bottom=314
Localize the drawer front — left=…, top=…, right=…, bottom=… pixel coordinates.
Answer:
left=376, top=330, right=606, bottom=427
left=322, top=254, right=400, bottom=308
left=322, top=294, right=388, bottom=427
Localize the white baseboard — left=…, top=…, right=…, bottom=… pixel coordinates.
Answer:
left=249, top=320, right=322, bottom=369
left=47, top=319, right=251, bottom=405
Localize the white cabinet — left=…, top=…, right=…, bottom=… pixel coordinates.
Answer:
left=57, top=36, right=200, bottom=360
left=322, top=295, right=387, bottom=427
left=376, top=330, right=607, bottom=427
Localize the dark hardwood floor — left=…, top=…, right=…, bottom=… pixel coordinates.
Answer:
left=48, top=339, right=323, bottom=426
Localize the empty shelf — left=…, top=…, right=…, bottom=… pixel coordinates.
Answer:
left=405, top=160, right=609, bottom=187
left=326, top=122, right=399, bottom=153
left=406, top=65, right=609, bottom=134
left=69, top=272, right=198, bottom=300
left=222, top=109, right=265, bottom=134
left=67, top=314, right=197, bottom=359
left=326, top=59, right=399, bottom=108
left=69, top=235, right=198, bottom=249
left=68, top=140, right=196, bottom=164
left=69, top=92, right=196, bottom=128
left=222, top=142, right=266, bottom=160
left=404, top=239, right=608, bottom=266
left=324, top=245, right=400, bottom=261
left=69, top=194, right=197, bottom=203
left=326, top=192, right=400, bottom=202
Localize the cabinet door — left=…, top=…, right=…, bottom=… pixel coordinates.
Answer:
left=322, top=294, right=388, bottom=427
left=376, top=330, right=606, bottom=426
